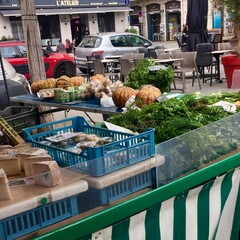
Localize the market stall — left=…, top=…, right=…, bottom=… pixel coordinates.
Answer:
left=1, top=69, right=240, bottom=239
left=30, top=113, right=240, bottom=239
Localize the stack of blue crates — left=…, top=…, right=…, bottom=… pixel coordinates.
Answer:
left=23, top=116, right=155, bottom=208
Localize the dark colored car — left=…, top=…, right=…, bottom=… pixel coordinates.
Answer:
left=0, top=41, right=76, bottom=81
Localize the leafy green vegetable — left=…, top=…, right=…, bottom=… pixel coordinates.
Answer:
left=125, top=58, right=174, bottom=92
left=108, top=92, right=240, bottom=184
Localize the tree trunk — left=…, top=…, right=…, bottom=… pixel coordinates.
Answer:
left=19, top=0, right=46, bottom=82
left=19, top=0, right=54, bottom=125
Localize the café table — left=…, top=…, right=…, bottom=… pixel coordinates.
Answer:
left=211, top=49, right=234, bottom=82
left=153, top=58, right=185, bottom=66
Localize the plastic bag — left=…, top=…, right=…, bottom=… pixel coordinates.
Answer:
left=100, top=95, right=115, bottom=107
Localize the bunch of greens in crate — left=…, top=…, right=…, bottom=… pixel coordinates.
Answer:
left=125, top=58, right=174, bottom=92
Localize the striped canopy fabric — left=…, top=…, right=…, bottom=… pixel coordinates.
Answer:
left=86, top=167, right=240, bottom=240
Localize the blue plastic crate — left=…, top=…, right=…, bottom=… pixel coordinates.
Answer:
left=79, top=169, right=155, bottom=210
left=0, top=195, right=79, bottom=240
left=23, top=116, right=155, bottom=176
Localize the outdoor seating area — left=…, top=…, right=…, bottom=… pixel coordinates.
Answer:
left=83, top=39, right=236, bottom=93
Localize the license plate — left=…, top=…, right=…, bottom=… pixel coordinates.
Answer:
left=76, top=60, right=86, bottom=65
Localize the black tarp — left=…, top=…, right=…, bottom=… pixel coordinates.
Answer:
left=186, top=0, right=209, bottom=51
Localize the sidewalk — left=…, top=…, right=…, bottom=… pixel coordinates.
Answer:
left=159, top=41, right=237, bottom=95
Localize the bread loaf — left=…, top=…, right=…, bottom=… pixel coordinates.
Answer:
left=0, top=168, right=11, bottom=200
left=23, top=155, right=52, bottom=177
left=32, top=161, right=61, bottom=187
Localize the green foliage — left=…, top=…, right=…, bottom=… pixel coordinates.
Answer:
left=213, top=0, right=240, bottom=52
left=1, top=35, right=14, bottom=41
left=125, top=58, right=175, bottom=93
left=125, top=28, right=138, bottom=34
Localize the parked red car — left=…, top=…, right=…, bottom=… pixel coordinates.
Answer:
left=0, top=41, right=76, bottom=81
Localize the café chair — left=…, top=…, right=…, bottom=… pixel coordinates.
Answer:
left=176, top=37, right=187, bottom=52
left=217, top=42, right=232, bottom=51
left=210, top=33, right=222, bottom=51
left=93, top=59, right=119, bottom=81
left=196, top=43, right=217, bottom=86
left=156, top=52, right=171, bottom=60
left=174, top=52, right=201, bottom=92
left=119, top=58, right=135, bottom=82
left=171, top=49, right=182, bottom=69
left=138, top=47, right=149, bottom=58
left=132, top=53, right=145, bottom=65
left=85, top=55, right=103, bottom=80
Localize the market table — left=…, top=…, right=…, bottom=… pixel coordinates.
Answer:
left=10, top=94, right=123, bottom=123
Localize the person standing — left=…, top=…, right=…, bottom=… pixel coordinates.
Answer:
left=83, top=26, right=90, bottom=37
left=56, top=39, right=66, bottom=53
left=65, top=39, right=73, bottom=54
left=46, top=40, right=53, bottom=52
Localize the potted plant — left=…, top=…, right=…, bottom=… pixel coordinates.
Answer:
left=213, top=1, right=240, bottom=88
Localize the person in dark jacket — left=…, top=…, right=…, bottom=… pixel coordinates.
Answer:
left=46, top=40, right=53, bottom=52
left=65, top=39, right=73, bottom=54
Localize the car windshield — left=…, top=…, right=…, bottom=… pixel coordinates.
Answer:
left=79, top=36, right=102, bottom=48
left=18, top=45, right=27, bottom=57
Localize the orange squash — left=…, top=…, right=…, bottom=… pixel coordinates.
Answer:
left=112, top=86, right=136, bottom=108
left=69, top=76, right=85, bottom=86
left=135, top=85, right=161, bottom=107
left=56, top=75, right=72, bottom=89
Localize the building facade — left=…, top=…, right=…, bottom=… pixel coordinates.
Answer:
left=0, top=0, right=223, bottom=46
left=0, top=0, right=131, bottom=46
left=130, top=0, right=215, bottom=42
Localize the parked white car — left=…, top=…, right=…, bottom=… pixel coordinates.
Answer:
left=0, top=57, right=31, bottom=110
left=75, top=32, right=164, bottom=73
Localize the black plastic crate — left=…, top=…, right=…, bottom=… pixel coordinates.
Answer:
left=0, top=106, right=40, bottom=137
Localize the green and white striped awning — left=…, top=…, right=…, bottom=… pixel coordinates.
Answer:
left=87, top=167, right=240, bottom=240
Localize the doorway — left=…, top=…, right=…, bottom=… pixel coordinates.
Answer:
left=97, top=13, right=115, bottom=32
left=166, top=11, right=181, bottom=40
left=71, top=14, right=88, bottom=44
left=148, top=13, right=161, bottom=41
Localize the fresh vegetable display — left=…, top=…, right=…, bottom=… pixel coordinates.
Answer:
left=108, top=91, right=240, bottom=182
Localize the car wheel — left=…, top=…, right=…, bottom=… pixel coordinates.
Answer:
left=79, top=68, right=88, bottom=74
left=55, top=64, right=66, bottom=78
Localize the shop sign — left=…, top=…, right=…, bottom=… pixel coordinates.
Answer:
left=165, top=1, right=180, bottom=10
left=146, top=3, right=160, bottom=13
left=56, top=0, right=79, bottom=6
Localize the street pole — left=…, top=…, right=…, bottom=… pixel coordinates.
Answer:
left=19, top=0, right=46, bottom=82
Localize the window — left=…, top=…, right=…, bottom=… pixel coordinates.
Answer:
left=79, top=36, right=102, bottom=48
left=0, top=47, right=19, bottom=58
left=128, top=35, right=151, bottom=47
left=110, top=36, right=129, bottom=47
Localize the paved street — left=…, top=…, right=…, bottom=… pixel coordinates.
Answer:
left=56, top=41, right=239, bottom=123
